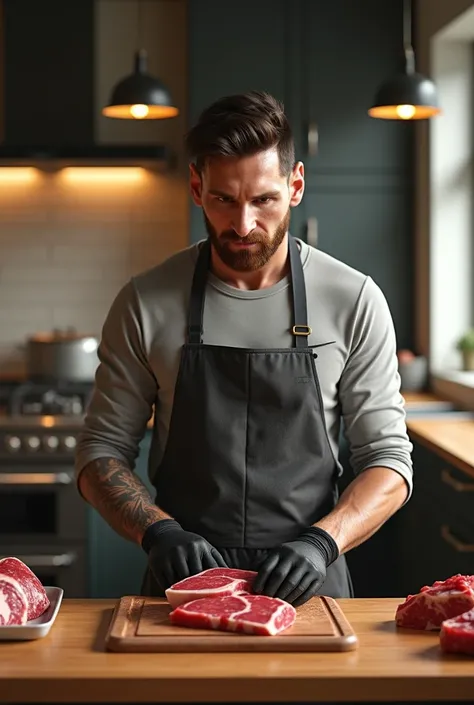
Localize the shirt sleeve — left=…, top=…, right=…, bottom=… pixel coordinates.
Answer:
left=339, top=276, right=413, bottom=500
left=75, top=280, right=157, bottom=485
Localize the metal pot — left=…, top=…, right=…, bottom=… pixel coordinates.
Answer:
left=25, top=328, right=99, bottom=383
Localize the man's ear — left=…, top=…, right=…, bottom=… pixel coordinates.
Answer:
left=289, top=161, right=305, bottom=207
left=189, top=163, right=203, bottom=206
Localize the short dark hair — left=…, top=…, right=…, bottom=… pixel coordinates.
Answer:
left=185, top=90, right=295, bottom=177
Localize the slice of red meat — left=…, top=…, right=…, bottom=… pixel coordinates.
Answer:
left=0, top=557, right=50, bottom=620
left=165, top=567, right=257, bottom=608
left=440, top=607, right=474, bottom=655
left=0, top=575, right=28, bottom=626
left=170, top=593, right=296, bottom=636
left=395, top=574, right=474, bottom=630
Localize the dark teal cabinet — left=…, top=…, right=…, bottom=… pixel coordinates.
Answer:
left=395, top=441, right=474, bottom=597
left=304, top=184, right=413, bottom=347
left=187, top=0, right=291, bottom=246
left=188, top=0, right=289, bottom=119
left=302, top=0, right=412, bottom=173
left=337, top=429, right=474, bottom=599
left=87, top=432, right=154, bottom=598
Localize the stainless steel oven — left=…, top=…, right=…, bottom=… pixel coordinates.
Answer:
left=0, top=381, right=91, bottom=597
left=0, top=453, right=85, bottom=541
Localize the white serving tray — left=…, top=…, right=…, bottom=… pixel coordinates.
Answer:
left=0, top=586, right=63, bottom=640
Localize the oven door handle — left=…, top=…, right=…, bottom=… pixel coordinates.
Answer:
left=0, top=553, right=76, bottom=567
left=0, top=471, right=74, bottom=485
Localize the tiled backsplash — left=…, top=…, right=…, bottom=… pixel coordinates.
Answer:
left=0, top=168, right=189, bottom=374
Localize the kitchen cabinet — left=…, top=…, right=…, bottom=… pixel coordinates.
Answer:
left=87, top=432, right=153, bottom=598
left=187, top=0, right=414, bottom=349
left=396, top=440, right=474, bottom=597
left=304, top=185, right=413, bottom=349
left=187, top=0, right=411, bottom=171
left=187, top=0, right=290, bottom=244
left=301, top=0, right=412, bottom=173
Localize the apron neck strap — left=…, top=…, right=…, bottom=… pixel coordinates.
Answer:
left=187, top=236, right=310, bottom=347
left=288, top=235, right=311, bottom=348
left=187, top=240, right=211, bottom=344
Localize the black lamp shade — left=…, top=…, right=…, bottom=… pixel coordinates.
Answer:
left=102, top=50, right=179, bottom=120
left=369, top=71, right=441, bottom=120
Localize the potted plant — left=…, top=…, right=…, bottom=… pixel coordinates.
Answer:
left=456, top=329, right=474, bottom=371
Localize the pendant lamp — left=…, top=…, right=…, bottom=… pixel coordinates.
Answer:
left=368, top=0, right=441, bottom=120
left=102, top=1, right=178, bottom=120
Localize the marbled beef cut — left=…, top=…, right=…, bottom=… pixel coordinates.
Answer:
left=0, top=557, right=50, bottom=620
left=170, top=593, right=296, bottom=636
left=440, top=607, right=474, bottom=655
left=165, top=567, right=257, bottom=608
left=395, top=574, right=474, bottom=630
left=0, top=575, right=28, bottom=626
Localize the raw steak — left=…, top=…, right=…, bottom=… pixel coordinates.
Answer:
left=165, top=567, right=257, bottom=608
left=170, top=593, right=296, bottom=636
left=395, top=574, right=474, bottom=631
left=0, top=575, right=28, bottom=626
left=440, top=607, right=474, bottom=655
left=0, top=557, right=49, bottom=620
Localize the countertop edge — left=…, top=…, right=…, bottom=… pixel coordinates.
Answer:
left=405, top=418, right=474, bottom=478
left=3, top=675, right=474, bottom=703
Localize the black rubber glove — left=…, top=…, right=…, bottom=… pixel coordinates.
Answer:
left=253, top=526, right=339, bottom=607
left=141, top=519, right=227, bottom=592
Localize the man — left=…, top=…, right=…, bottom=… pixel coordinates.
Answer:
left=76, top=90, right=412, bottom=605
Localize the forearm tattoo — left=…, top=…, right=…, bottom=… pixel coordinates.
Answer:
left=79, top=457, right=169, bottom=543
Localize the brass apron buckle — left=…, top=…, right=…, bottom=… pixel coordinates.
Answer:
left=292, top=324, right=312, bottom=336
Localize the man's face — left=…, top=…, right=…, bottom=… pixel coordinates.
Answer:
left=190, top=148, right=305, bottom=271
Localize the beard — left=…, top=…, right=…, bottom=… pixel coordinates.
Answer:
left=204, top=209, right=290, bottom=272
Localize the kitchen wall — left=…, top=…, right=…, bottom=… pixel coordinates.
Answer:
left=414, top=0, right=474, bottom=360
left=0, top=0, right=188, bottom=375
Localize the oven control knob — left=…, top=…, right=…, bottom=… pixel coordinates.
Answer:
left=5, top=435, right=21, bottom=452
left=26, top=436, right=41, bottom=451
left=44, top=435, right=60, bottom=451
left=63, top=435, right=77, bottom=450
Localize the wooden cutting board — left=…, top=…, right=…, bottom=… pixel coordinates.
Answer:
left=105, top=595, right=358, bottom=652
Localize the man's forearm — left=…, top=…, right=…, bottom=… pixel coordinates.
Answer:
left=78, top=457, right=172, bottom=545
left=315, top=467, right=409, bottom=554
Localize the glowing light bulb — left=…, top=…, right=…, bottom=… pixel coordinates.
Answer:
left=0, top=167, right=40, bottom=183
left=396, top=104, right=416, bottom=120
left=130, top=104, right=149, bottom=119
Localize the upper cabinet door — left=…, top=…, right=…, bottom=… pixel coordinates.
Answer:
left=188, top=0, right=292, bottom=121
left=303, top=184, right=413, bottom=349
left=302, top=0, right=412, bottom=173
left=187, top=0, right=296, bottom=243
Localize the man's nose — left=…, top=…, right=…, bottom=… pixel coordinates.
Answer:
left=231, top=206, right=256, bottom=237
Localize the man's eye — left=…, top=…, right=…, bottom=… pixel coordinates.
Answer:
left=217, top=197, right=232, bottom=203
left=256, top=197, right=272, bottom=204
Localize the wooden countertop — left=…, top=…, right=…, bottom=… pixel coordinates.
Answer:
left=406, top=416, right=474, bottom=478
left=1, top=599, right=474, bottom=703
left=398, top=390, right=474, bottom=477
left=403, top=391, right=448, bottom=406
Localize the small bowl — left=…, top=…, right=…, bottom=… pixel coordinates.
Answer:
left=398, top=356, right=428, bottom=392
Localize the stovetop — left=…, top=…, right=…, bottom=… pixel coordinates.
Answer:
left=0, top=379, right=93, bottom=418
left=0, top=379, right=93, bottom=458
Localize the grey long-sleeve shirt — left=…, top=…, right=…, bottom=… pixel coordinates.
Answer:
left=75, top=238, right=413, bottom=497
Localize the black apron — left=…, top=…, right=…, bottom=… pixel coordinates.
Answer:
left=141, top=235, right=352, bottom=598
